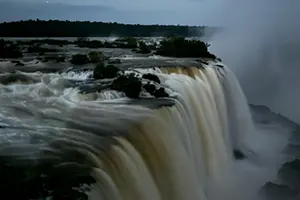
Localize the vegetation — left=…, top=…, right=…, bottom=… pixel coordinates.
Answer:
left=88, top=51, right=105, bottom=63
left=0, top=154, right=96, bottom=200
left=41, top=54, right=66, bottom=63
left=93, top=63, right=120, bottom=79
left=136, top=41, right=152, bottom=54
left=155, top=36, right=216, bottom=58
left=70, top=54, right=90, bottom=65
left=0, top=39, right=23, bottom=58
left=111, top=74, right=142, bottom=98
left=74, top=37, right=103, bottom=48
left=17, top=39, right=72, bottom=46
left=27, top=44, right=58, bottom=54
left=0, top=20, right=206, bottom=37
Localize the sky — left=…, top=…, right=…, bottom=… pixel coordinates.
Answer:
left=0, top=0, right=218, bottom=25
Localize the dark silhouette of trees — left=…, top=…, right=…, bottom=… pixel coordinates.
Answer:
left=0, top=20, right=206, bottom=37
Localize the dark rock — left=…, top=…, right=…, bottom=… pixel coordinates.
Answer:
left=143, top=83, right=156, bottom=94
left=153, top=87, right=169, bottom=98
left=108, top=59, right=121, bottom=64
left=93, top=63, right=120, bottom=79
left=70, top=54, right=90, bottom=65
left=0, top=43, right=23, bottom=58
left=15, top=61, right=25, bottom=66
left=215, top=64, right=224, bottom=68
left=111, top=74, right=142, bottom=98
left=78, top=84, right=110, bottom=94
left=44, top=55, right=66, bottom=63
left=27, top=45, right=58, bottom=54
left=278, top=159, right=300, bottom=190
left=0, top=74, right=36, bottom=85
left=259, top=182, right=298, bottom=200
left=233, top=149, right=246, bottom=160
left=142, top=73, right=160, bottom=84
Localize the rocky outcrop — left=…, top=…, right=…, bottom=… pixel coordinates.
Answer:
left=233, top=149, right=246, bottom=160
left=142, top=73, right=160, bottom=84
left=0, top=40, right=23, bottom=58
left=259, top=182, right=298, bottom=200
left=278, top=159, right=300, bottom=191
left=0, top=73, right=37, bottom=85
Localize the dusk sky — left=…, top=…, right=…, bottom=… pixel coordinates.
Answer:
left=0, top=0, right=225, bottom=25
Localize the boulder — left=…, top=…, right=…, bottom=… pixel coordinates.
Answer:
left=259, top=182, right=298, bottom=200
left=111, top=74, right=142, bottom=98
left=142, top=73, right=160, bottom=84
left=278, top=159, right=300, bottom=191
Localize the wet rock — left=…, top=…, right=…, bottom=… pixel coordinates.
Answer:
left=108, top=59, right=121, bottom=64
left=0, top=74, right=36, bottom=85
left=233, top=149, right=246, bottom=160
left=153, top=87, right=169, bottom=98
left=111, top=74, right=142, bottom=98
left=215, top=64, right=224, bottom=68
left=278, top=159, right=300, bottom=191
left=27, top=45, right=58, bottom=54
left=259, top=182, right=298, bottom=200
left=78, top=84, right=110, bottom=94
left=93, top=63, right=120, bottom=80
left=143, top=83, right=156, bottom=94
left=142, top=73, right=160, bottom=84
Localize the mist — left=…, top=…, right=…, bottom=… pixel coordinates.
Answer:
left=206, top=0, right=300, bottom=123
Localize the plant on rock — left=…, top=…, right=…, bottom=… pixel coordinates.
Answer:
left=88, top=51, right=105, bottom=63
left=93, top=63, right=120, bottom=79
left=111, top=74, right=142, bottom=98
left=155, top=36, right=216, bottom=58
left=70, top=54, right=90, bottom=65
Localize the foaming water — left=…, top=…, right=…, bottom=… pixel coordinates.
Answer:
left=0, top=62, right=293, bottom=200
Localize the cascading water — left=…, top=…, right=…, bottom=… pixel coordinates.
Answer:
left=0, top=61, right=294, bottom=200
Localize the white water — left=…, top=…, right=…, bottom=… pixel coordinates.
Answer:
left=0, top=62, right=293, bottom=200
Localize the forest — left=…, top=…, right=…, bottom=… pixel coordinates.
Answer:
left=0, top=19, right=206, bottom=37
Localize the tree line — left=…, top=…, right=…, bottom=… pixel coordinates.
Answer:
left=0, top=19, right=206, bottom=37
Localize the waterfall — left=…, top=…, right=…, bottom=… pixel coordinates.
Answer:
left=0, top=63, right=256, bottom=200
left=85, top=64, right=254, bottom=200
